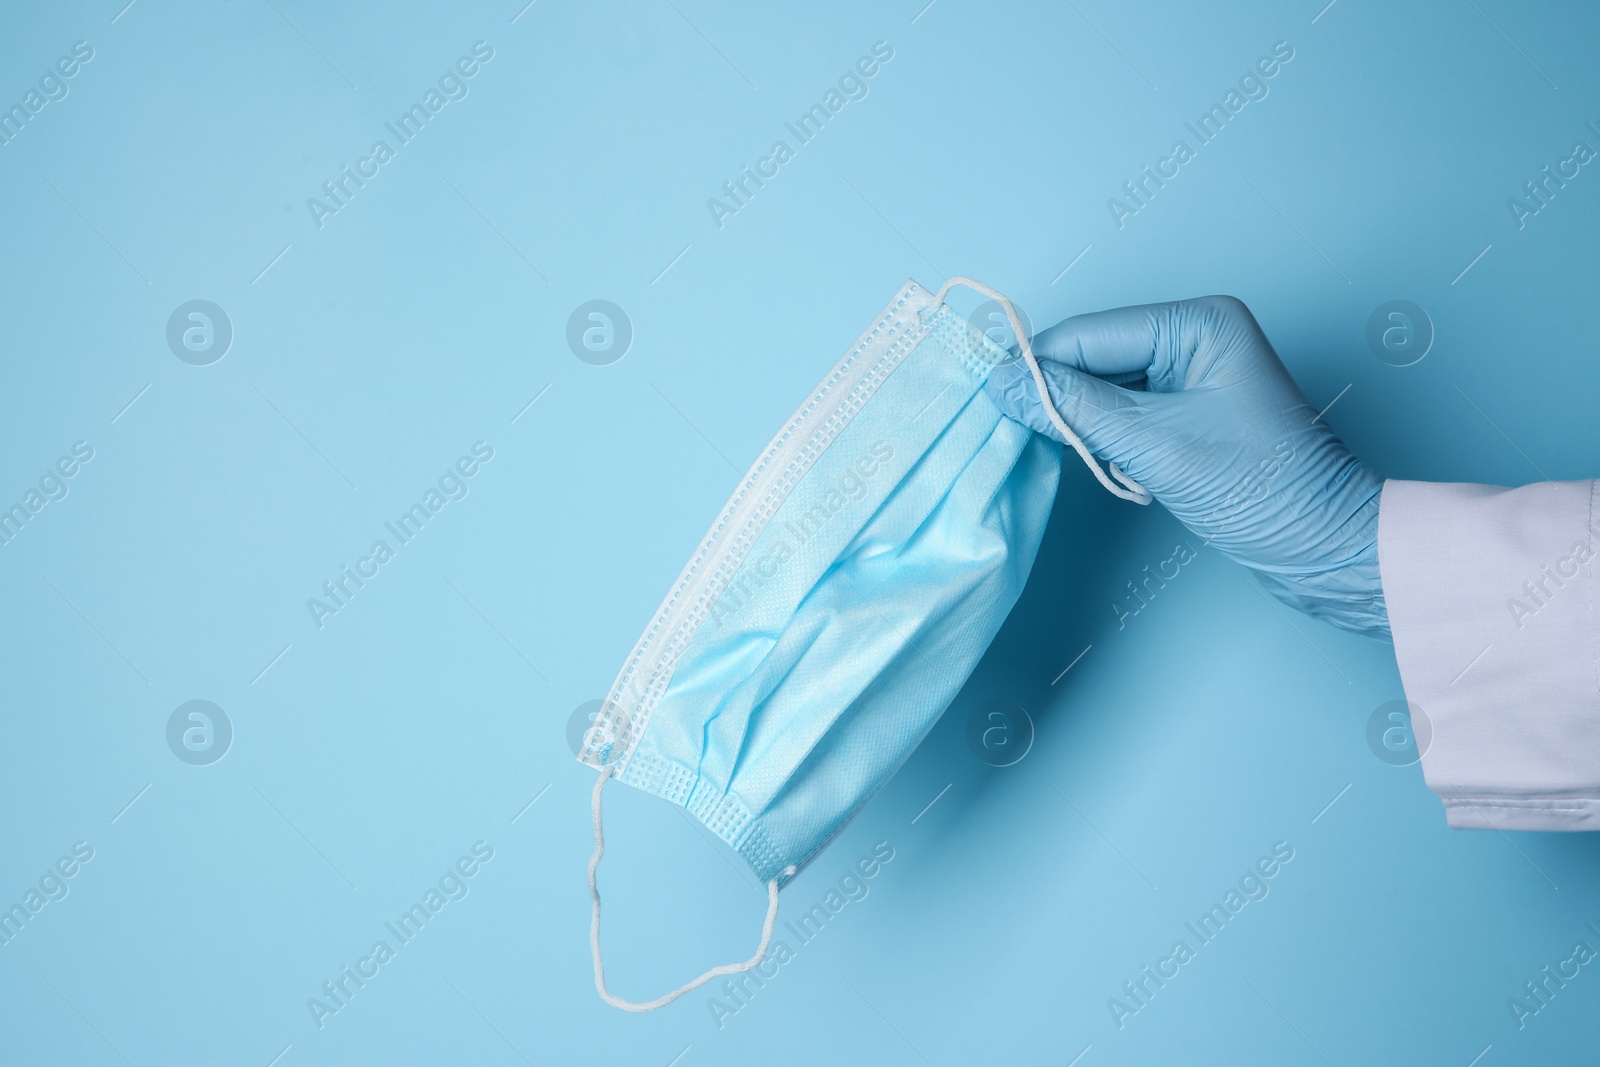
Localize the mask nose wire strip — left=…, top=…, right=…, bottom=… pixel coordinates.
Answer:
left=929, top=276, right=1152, bottom=505
left=588, top=772, right=797, bottom=1012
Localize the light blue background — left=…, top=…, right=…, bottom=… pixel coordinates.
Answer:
left=3, top=1, right=1598, bottom=1064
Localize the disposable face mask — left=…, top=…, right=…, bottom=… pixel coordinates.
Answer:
left=582, top=277, right=1148, bottom=1011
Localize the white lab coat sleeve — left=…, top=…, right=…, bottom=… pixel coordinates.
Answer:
left=1378, top=479, right=1600, bottom=830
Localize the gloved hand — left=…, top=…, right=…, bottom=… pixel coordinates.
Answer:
left=986, top=296, right=1389, bottom=638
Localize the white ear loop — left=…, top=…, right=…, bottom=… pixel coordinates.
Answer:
left=929, top=276, right=1152, bottom=505
left=588, top=773, right=795, bottom=1012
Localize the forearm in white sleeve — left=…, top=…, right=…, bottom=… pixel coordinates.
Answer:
left=1378, top=479, right=1600, bottom=830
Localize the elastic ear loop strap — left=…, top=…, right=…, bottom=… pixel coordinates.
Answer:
left=929, top=276, right=1152, bottom=505
left=588, top=772, right=796, bottom=1012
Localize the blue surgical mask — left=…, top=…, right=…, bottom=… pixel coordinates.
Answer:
left=583, top=277, right=1148, bottom=1011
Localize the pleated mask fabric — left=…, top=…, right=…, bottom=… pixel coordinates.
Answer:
left=582, top=277, right=1149, bottom=1011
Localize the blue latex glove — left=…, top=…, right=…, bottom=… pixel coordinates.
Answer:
left=986, top=296, right=1389, bottom=638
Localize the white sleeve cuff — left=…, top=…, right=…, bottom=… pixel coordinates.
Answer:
left=1378, top=479, right=1600, bottom=831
